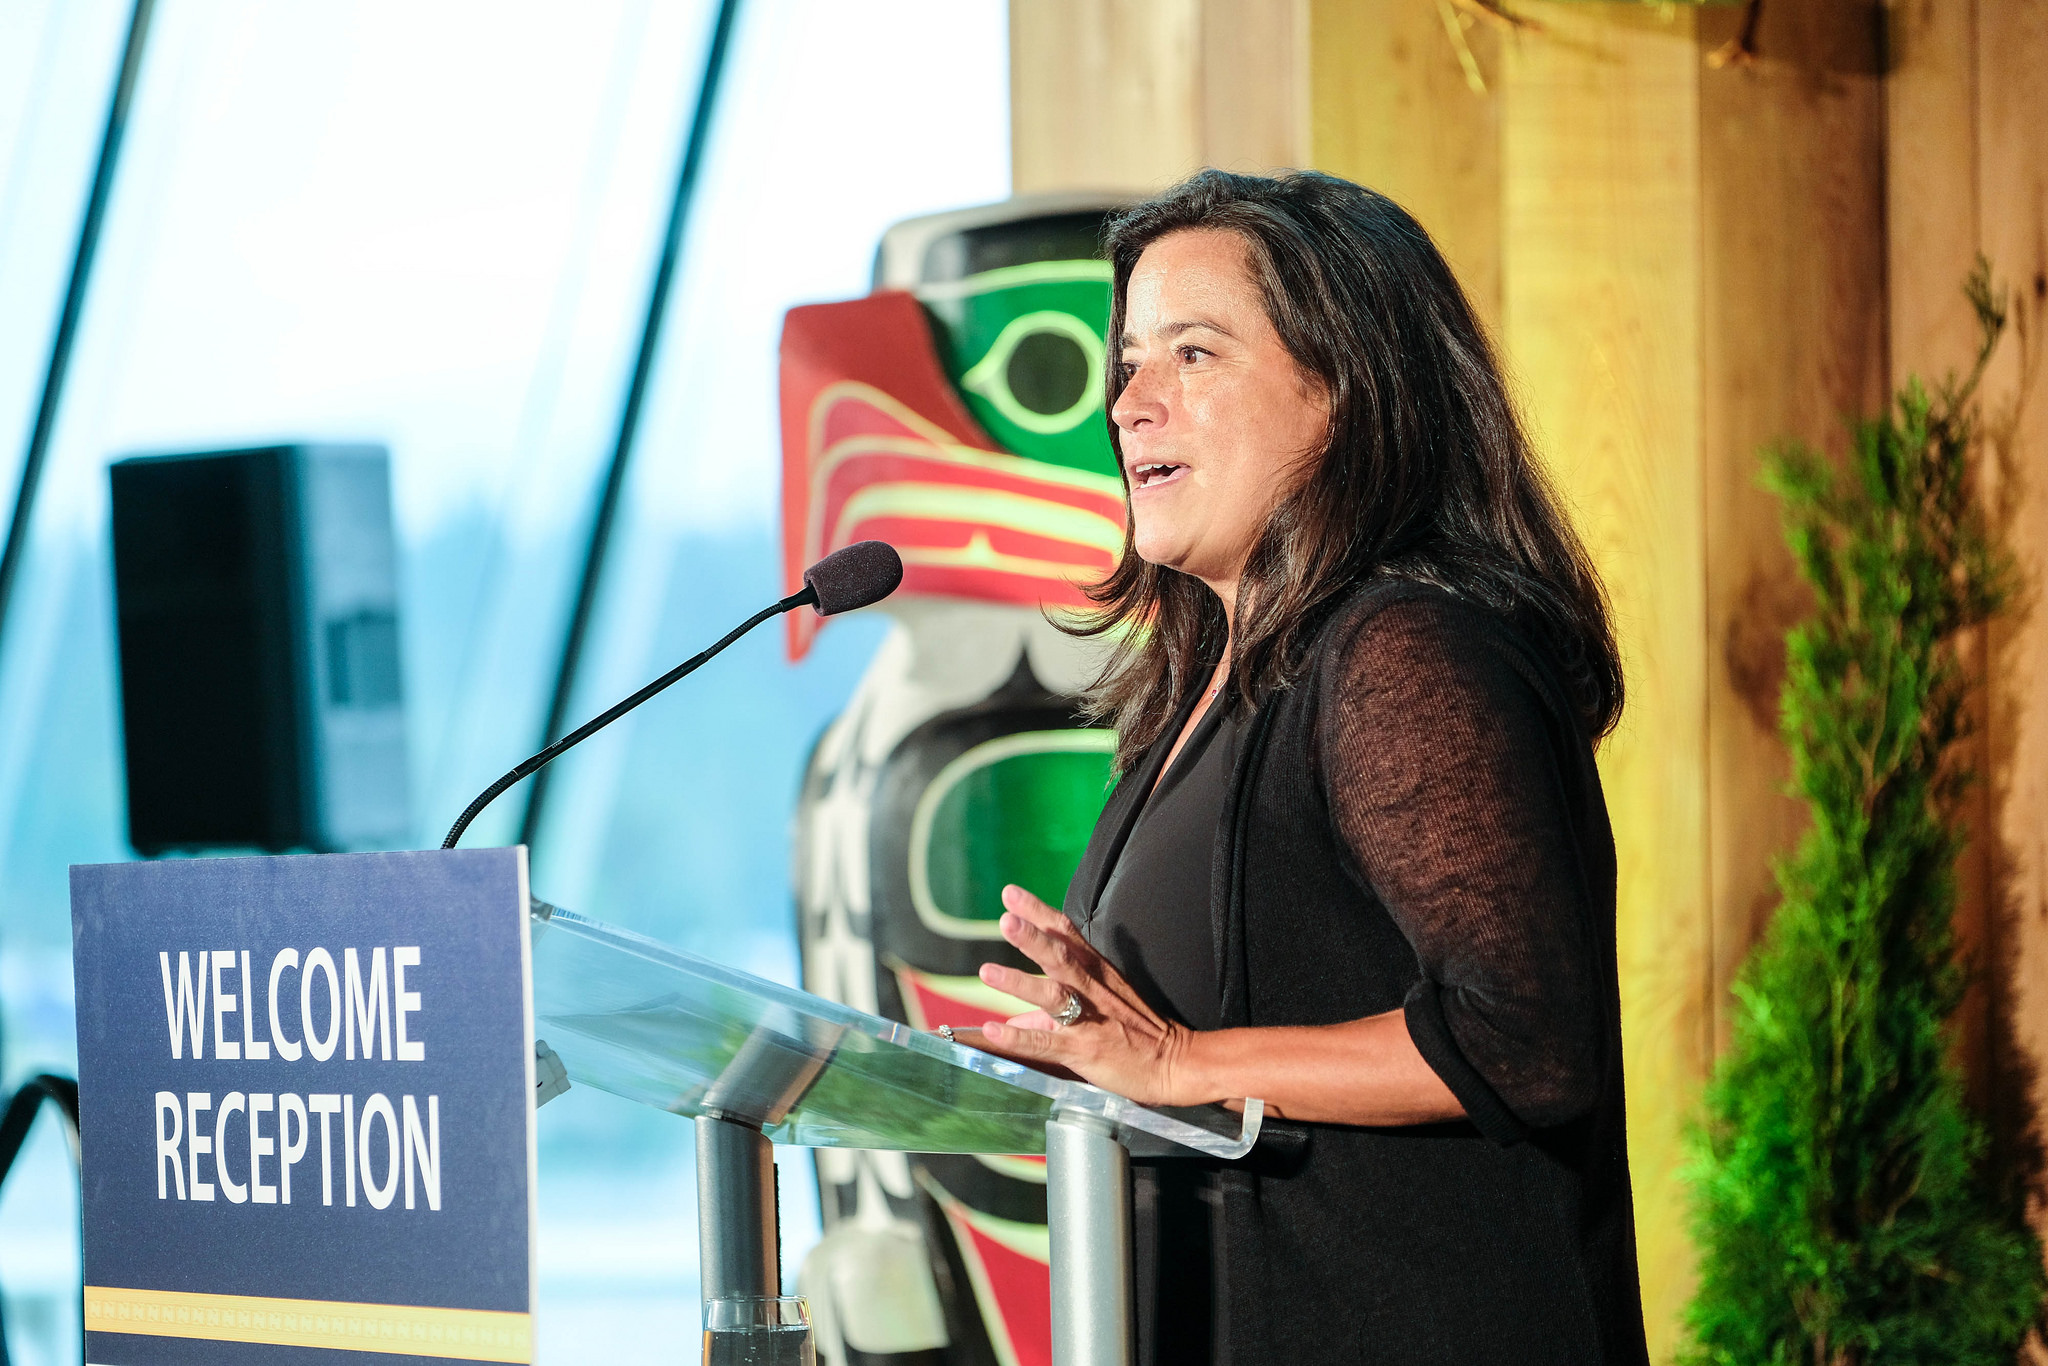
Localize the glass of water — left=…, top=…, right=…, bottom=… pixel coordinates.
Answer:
left=703, top=1296, right=815, bottom=1366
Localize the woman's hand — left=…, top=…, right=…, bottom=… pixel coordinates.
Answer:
left=969, top=886, right=1467, bottom=1126
left=972, top=884, right=1207, bottom=1108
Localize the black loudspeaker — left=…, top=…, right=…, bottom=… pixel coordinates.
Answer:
left=109, top=444, right=412, bottom=855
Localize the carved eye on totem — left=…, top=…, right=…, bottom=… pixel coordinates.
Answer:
left=960, top=308, right=1105, bottom=439
left=918, top=257, right=1119, bottom=479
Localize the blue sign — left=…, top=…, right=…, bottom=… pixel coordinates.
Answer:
left=70, top=849, right=536, bottom=1365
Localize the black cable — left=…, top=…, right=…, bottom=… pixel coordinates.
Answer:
left=0, top=2, right=152, bottom=1336
left=0, top=1074, right=77, bottom=1182
left=517, top=0, right=746, bottom=855
left=0, top=1074, right=81, bottom=1366
left=0, top=0, right=157, bottom=652
left=444, top=587, right=809, bottom=850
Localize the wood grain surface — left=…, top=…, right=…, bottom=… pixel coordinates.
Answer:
left=1697, top=0, right=1886, bottom=1060
left=1972, top=0, right=2048, bottom=1232
left=1499, top=9, right=1708, bottom=1350
left=1010, top=0, right=1308, bottom=193
left=1007, top=1, right=2048, bottom=1355
left=1308, top=0, right=1502, bottom=333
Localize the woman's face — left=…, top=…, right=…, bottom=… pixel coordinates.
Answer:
left=1112, top=228, right=1329, bottom=609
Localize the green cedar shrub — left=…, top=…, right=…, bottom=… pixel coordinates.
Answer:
left=1682, top=260, right=2044, bottom=1366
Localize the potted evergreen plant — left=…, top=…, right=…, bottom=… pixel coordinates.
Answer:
left=1685, top=261, right=2044, bottom=1365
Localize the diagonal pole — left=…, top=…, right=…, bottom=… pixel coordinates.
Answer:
left=516, top=0, right=746, bottom=856
left=0, top=0, right=158, bottom=652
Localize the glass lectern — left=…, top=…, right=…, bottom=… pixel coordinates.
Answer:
left=529, top=900, right=1261, bottom=1366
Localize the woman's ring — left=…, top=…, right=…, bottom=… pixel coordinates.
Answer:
left=1052, top=991, right=1085, bottom=1027
left=937, top=1025, right=955, bottom=1043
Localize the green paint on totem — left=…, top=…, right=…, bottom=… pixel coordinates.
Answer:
left=911, top=731, right=1116, bottom=934
left=919, top=262, right=1119, bottom=479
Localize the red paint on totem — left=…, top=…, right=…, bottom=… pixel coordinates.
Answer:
left=904, top=973, right=1004, bottom=1033
left=779, top=292, right=1126, bottom=658
left=899, top=961, right=1056, bottom=1360
left=957, top=1217, right=1053, bottom=1366
left=850, top=520, right=1115, bottom=579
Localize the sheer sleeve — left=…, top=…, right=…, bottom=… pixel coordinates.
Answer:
left=1317, top=593, right=1603, bottom=1142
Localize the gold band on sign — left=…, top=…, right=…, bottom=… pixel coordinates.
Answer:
left=84, top=1286, right=532, bottom=1362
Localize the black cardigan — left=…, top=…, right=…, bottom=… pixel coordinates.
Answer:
left=1063, top=580, right=1651, bottom=1366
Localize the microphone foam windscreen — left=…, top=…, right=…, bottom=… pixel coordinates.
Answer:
left=804, top=540, right=904, bottom=616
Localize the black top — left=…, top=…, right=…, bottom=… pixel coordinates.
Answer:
left=1085, top=694, right=1241, bottom=1364
left=1086, top=695, right=1240, bottom=1033
left=1063, top=581, right=1650, bottom=1366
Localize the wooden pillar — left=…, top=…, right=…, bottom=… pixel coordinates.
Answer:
left=1886, top=0, right=2000, bottom=1107
left=1012, top=0, right=1497, bottom=319
left=1887, top=0, right=2048, bottom=1209
left=1316, top=7, right=1888, bottom=1350
left=1498, top=12, right=1712, bottom=1348
left=1697, top=0, right=1889, bottom=1065
left=1884, top=0, right=2048, bottom=1172
left=1308, top=0, right=1502, bottom=332
left=1975, top=0, right=2048, bottom=1214
left=1009, top=3, right=1897, bottom=1359
left=1009, top=0, right=1308, bottom=194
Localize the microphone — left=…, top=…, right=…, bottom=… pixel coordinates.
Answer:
left=442, top=540, right=903, bottom=849
left=802, top=537, right=902, bottom=615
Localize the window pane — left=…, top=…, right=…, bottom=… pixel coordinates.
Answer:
left=0, top=3, right=1007, bottom=1361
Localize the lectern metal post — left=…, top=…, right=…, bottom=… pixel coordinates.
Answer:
left=1046, top=1109, right=1133, bottom=1366
left=529, top=900, right=1259, bottom=1365
left=696, top=1115, right=780, bottom=1302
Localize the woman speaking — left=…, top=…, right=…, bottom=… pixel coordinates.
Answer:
left=971, top=171, right=1651, bottom=1365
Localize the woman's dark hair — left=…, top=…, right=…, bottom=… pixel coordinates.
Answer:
left=1071, top=169, right=1623, bottom=770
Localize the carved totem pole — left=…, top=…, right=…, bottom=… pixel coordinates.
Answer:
left=782, top=197, right=1128, bottom=1366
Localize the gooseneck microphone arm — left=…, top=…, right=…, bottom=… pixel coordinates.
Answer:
left=441, top=539, right=904, bottom=851
left=442, top=585, right=814, bottom=849
left=448, top=540, right=905, bottom=847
